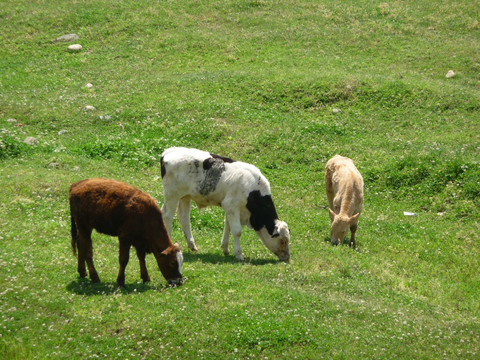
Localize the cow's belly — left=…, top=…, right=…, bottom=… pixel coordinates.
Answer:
left=240, top=208, right=252, bottom=227
left=190, top=193, right=223, bottom=208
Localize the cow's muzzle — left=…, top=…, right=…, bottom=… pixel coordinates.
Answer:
left=167, top=278, right=183, bottom=287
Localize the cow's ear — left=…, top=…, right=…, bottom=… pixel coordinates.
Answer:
left=161, top=247, right=172, bottom=256
left=329, top=208, right=336, bottom=221
left=349, top=213, right=360, bottom=224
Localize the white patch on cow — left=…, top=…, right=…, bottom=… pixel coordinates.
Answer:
left=177, top=250, right=184, bottom=275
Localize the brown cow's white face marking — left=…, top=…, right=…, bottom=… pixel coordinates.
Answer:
left=177, top=250, right=184, bottom=276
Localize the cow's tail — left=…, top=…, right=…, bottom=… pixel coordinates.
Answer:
left=70, top=209, right=77, bottom=257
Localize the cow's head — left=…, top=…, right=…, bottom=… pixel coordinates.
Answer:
left=329, top=209, right=359, bottom=246
left=157, top=243, right=183, bottom=286
left=257, top=220, right=290, bottom=262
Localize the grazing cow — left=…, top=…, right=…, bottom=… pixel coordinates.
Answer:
left=160, top=147, right=290, bottom=262
left=69, top=178, right=183, bottom=287
left=325, top=155, right=364, bottom=249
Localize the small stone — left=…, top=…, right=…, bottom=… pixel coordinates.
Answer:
left=24, top=137, right=38, bottom=146
left=333, top=108, right=341, bottom=114
left=445, top=70, right=455, bottom=78
left=68, top=44, right=83, bottom=52
left=58, top=129, right=68, bottom=135
left=7, top=118, right=17, bottom=124
left=54, top=34, right=79, bottom=42
left=85, top=83, right=93, bottom=89
left=84, top=105, right=95, bottom=111
left=48, top=162, right=61, bottom=169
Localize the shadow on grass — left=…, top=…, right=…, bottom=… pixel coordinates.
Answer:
left=183, top=251, right=279, bottom=266
left=323, top=236, right=359, bottom=251
left=66, top=278, right=172, bottom=296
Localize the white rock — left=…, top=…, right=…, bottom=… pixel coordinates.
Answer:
left=85, top=83, right=93, bottom=89
left=58, top=129, right=68, bottom=135
left=333, top=108, right=341, bottom=114
left=68, top=44, right=83, bottom=52
left=7, top=118, right=17, bottom=124
left=24, top=137, right=38, bottom=146
left=54, top=34, right=79, bottom=42
left=403, top=211, right=418, bottom=216
left=48, top=162, right=61, bottom=169
left=84, top=105, right=95, bottom=111
left=445, top=70, right=455, bottom=78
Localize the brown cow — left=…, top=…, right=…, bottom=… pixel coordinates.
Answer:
left=325, top=155, right=364, bottom=249
left=69, top=178, right=183, bottom=287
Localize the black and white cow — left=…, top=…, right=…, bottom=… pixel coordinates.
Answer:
left=160, top=147, right=290, bottom=262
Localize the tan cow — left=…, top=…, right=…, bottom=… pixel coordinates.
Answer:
left=325, top=155, right=364, bottom=249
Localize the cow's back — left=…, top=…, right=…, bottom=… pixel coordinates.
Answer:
left=161, top=147, right=272, bottom=208
left=326, top=155, right=364, bottom=214
left=327, top=156, right=362, bottom=188
left=69, top=178, right=153, bottom=236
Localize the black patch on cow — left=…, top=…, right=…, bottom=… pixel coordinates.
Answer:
left=160, top=156, right=166, bottom=178
left=199, top=157, right=226, bottom=195
left=246, top=190, right=278, bottom=235
left=209, top=153, right=236, bottom=164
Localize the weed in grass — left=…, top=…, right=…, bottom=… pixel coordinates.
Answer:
left=0, top=136, right=31, bottom=159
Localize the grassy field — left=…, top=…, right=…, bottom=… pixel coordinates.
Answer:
left=1, top=0, right=479, bottom=358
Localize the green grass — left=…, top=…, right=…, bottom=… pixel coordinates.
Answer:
left=1, top=0, right=479, bottom=359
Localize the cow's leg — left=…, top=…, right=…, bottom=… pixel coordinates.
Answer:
left=225, top=210, right=243, bottom=261
left=350, top=223, right=357, bottom=250
left=78, top=226, right=100, bottom=283
left=116, top=239, right=131, bottom=287
left=75, top=224, right=87, bottom=279
left=161, top=195, right=179, bottom=236
left=76, top=241, right=87, bottom=279
left=135, top=247, right=150, bottom=283
left=221, top=216, right=230, bottom=255
left=178, top=197, right=198, bottom=252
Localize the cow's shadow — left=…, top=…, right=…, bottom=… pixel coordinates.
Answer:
left=184, top=251, right=278, bottom=266
left=66, top=252, right=278, bottom=295
left=66, top=278, right=170, bottom=296
left=323, top=236, right=359, bottom=251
